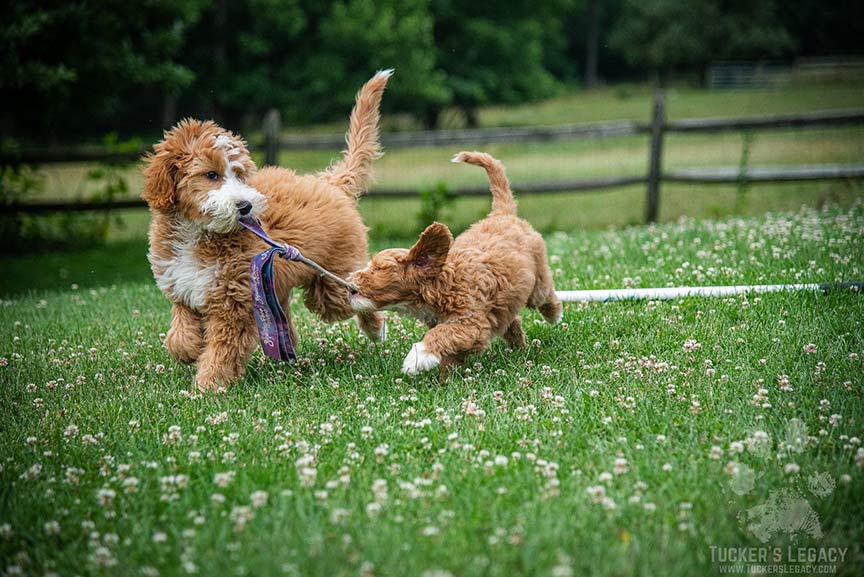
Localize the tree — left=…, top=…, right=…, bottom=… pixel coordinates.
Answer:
left=609, top=0, right=793, bottom=81
left=425, top=0, right=567, bottom=128
left=0, top=0, right=207, bottom=139
left=177, top=0, right=450, bottom=130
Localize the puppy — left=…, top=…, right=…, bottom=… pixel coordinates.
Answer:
left=142, top=70, right=392, bottom=390
left=349, top=151, right=562, bottom=376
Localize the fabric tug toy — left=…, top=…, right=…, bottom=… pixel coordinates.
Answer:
left=239, top=215, right=358, bottom=362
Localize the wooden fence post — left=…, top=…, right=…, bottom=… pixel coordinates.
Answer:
left=263, top=108, right=281, bottom=167
left=645, top=89, right=666, bottom=223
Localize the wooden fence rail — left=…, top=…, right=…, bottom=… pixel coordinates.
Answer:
left=2, top=99, right=863, bottom=220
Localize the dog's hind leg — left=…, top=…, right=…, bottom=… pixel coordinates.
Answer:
left=304, top=277, right=386, bottom=341
left=165, top=302, right=205, bottom=363
left=528, top=260, right=563, bottom=325
left=502, top=316, right=527, bottom=348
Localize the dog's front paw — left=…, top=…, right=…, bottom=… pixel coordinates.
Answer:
left=194, top=356, right=241, bottom=393
left=194, top=368, right=231, bottom=393
left=401, top=342, right=440, bottom=376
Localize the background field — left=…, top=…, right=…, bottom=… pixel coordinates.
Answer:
left=23, top=79, right=864, bottom=240
left=1, top=203, right=863, bottom=576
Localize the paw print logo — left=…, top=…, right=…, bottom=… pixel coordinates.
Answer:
left=723, top=419, right=835, bottom=543
left=807, top=472, right=835, bottom=498
left=726, top=462, right=759, bottom=496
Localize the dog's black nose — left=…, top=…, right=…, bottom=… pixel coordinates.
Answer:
left=236, top=201, right=253, bottom=216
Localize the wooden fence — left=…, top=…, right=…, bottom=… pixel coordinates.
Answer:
left=2, top=92, right=863, bottom=223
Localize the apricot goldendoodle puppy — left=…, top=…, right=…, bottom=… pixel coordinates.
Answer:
left=142, top=70, right=392, bottom=391
left=349, top=151, right=562, bottom=377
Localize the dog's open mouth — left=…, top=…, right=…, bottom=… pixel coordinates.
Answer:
left=238, top=214, right=259, bottom=229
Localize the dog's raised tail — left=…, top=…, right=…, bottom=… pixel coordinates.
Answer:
left=324, top=69, right=393, bottom=198
left=452, top=151, right=517, bottom=216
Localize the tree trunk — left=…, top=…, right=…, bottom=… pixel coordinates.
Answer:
left=585, top=0, right=601, bottom=88
left=464, top=107, right=479, bottom=128
left=423, top=106, right=441, bottom=130
left=161, top=93, right=177, bottom=128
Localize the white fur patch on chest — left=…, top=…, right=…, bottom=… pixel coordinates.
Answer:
left=150, top=222, right=218, bottom=311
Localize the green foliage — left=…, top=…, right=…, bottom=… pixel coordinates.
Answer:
left=609, top=0, right=793, bottom=75
left=426, top=0, right=568, bottom=126
left=416, top=181, right=452, bottom=232
left=0, top=0, right=861, bottom=138
left=0, top=163, right=43, bottom=251
left=0, top=134, right=138, bottom=253
left=736, top=131, right=754, bottom=210
left=0, top=0, right=208, bottom=137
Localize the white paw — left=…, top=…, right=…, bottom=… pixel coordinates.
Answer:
left=378, top=319, right=388, bottom=341
left=401, top=342, right=440, bottom=376
left=551, top=309, right=563, bottom=324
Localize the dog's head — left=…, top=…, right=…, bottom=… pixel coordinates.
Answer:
left=349, top=222, right=452, bottom=312
left=141, top=119, right=266, bottom=233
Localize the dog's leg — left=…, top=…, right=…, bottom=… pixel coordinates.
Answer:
left=278, top=288, right=300, bottom=349
left=194, top=301, right=258, bottom=391
left=357, top=311, right=387, bottom=342
left=438, top=352, right=468, bottom=379
left=402, top=318, right=492, bottom=376
left=502, top=316, right=527, bottom=348
left=529, top=262, right=563, bottom=325
left=304, top=277, right=386, bottom=341
left=165, top=302, right=205, bottom=363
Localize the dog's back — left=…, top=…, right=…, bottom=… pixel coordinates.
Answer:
left=449, top=151, right=546, bottom=270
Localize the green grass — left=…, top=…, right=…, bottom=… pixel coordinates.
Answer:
left=1, top=203, right=863, bottom=576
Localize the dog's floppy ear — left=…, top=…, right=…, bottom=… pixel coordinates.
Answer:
left=405, top=222, right=452, bottom=273
left=141, top=143, right=179, bottom=210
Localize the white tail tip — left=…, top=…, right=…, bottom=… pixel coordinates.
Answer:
left=451, top=152, right=465, bottom=164
left=375, top=68, right=395, bottom=79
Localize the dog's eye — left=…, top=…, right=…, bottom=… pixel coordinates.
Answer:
left=206, top=171, right=220, bottom=180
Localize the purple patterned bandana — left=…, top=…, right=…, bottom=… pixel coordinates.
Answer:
left=239, top=215, right=359, bottom=362
left=240, top=216, right=301, bottom=361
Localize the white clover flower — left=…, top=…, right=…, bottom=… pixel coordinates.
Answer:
left=250, top=490, right=269, bottom=508
left=96, top=488, right=116, bottom=507
left=43, top=521, right=60, bottom=535
left=122, top=477, right=139, bottom=494
left=366, top=502, right=382, bottom=518
left=213, top=472, right=235, bottom=488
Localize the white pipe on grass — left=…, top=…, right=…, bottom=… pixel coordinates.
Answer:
left=555, top=282, right=863, bottom=303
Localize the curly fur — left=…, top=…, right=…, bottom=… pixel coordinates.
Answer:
left=143, top=70, right=393, bottom=391
left=349, top=151, right=562, bottom=377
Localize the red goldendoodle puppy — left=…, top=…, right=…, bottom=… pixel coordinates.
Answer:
left=349, top=151, right=562, bottom=376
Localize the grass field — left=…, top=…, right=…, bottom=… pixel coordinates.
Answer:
left=1, top=202, right=863, bottom=576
